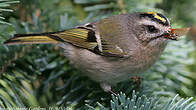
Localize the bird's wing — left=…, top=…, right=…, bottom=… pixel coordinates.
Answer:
left=4, top=24, right=98, bottom=51
left=52, top=25, right=98, bottom=51
left=95, top=16, right=129, bottom=57
left=4, top=20, right=128, bottom=57
left=52, top=22, right=128, bottom=57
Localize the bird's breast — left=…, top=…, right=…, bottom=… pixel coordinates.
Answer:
left=124, top=40, right=168, bottom=74
left=60, top=41, right=167, bottom=85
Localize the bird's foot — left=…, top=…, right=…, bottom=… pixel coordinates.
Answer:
left=108, top=90, right=117, bottom=96
left=100, top=83, right=117, bottom=96
left=131, top=76, right=141, bottom=85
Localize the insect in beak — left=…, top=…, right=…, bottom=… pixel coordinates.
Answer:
left=162, top=27, right=191, bottom=40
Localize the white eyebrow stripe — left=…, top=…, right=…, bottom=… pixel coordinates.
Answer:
left=138, top=19, right=170, bottom=32
left=139, top=19, right=157, bottom=26
left=138, top=19, right=159, bottom=29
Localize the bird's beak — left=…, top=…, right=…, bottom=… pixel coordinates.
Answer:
left=161, top=30, right=172, bottom=39
left=161, top=31, right=170, bottom=38
left=162, top=28, right=190, bottom=40
left=161, top=29, right=178, bottom=40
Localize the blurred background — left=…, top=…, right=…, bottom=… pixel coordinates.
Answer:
left=0, top=0, right=196, bottom=109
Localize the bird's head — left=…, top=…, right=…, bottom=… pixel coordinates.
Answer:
left=133, top=12, right=171, bottom=47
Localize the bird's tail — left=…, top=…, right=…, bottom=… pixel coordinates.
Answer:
left=3, top=28, right=96, bottom=50
left=4, top=32, right=61, bottom=45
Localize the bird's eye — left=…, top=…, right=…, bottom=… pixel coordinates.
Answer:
left=147, top=25, right=158, bottom=33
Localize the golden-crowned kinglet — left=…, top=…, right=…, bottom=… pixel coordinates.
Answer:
left=4, top=12, right=181, bottom=92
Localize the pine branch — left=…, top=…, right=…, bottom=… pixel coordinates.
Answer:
left=87, top=91, right=196, bottom=110
left=0, top=0, right=19, bottom=25
left=0, top=0, right=195, bottom=109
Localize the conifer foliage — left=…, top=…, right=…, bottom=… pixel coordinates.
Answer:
left=0, top=0, right=196, bottom=109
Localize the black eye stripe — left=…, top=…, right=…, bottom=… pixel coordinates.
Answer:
left=146, top=25, right=158, bottom=33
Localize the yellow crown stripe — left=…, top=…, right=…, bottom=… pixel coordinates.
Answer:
left=146, top=12, right=166, bottom=23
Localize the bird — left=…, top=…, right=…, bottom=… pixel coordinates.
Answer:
left=4, top=12, right=173, bottom=93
